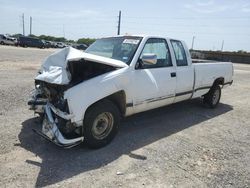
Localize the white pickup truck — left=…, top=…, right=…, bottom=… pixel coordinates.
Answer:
left=28, top=35, right=233, bottom=148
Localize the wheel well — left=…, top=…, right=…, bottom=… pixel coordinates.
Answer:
left=213, top=77, right=224, bottom=86
left=105, top=91, right=126, bottom=117
left=85, top=91, right=126, bottom=118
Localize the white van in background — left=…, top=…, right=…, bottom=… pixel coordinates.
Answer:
left=0, top=34, right=18, bottom=46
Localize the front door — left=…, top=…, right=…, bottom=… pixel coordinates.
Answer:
left=131, top=38, right=177, bottom=113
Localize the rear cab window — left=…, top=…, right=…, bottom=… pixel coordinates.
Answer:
left=170, top=40, right=188, bottom=66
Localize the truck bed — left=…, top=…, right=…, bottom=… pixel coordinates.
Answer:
left=192, top=61, right=233, bottom=98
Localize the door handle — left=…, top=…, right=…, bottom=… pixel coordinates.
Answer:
left=171, top=72, right=176, bottom=77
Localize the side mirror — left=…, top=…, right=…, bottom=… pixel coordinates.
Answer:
left=141, top=53, right=157, bottom=65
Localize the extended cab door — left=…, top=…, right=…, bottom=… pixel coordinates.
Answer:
left=170, top=40, right=194, bottom=102
left=131, top=38, right=177, bottom=113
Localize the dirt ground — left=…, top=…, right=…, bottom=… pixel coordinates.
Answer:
left=0, top=45, right=249, bottom=188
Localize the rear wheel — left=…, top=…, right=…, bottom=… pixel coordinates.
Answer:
left=203, top=85, right=221, bottom=108
left=83, top=99, right=120, bottom=149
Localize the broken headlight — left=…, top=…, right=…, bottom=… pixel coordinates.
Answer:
left=53, top=98, right=70, bottom=113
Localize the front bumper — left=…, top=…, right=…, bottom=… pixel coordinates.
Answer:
left=34, top=104, right=84, bottom=148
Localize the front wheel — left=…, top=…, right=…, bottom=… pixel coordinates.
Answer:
left=203, top=85, right=221, bottom=108
left=83, top=99, right=120, bottom=149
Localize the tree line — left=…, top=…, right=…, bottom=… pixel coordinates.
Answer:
left=10, top=34, right=96, bottom=45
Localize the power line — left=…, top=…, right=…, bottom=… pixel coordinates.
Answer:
left=121, top=26, right=250, bottom=36
left=123, top=16, right=250, bottom=20
left=33, top=19, right=116, bottom=27
left=122, top=21, right=249, bottom=28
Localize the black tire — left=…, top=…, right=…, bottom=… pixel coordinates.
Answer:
left=83, top=99, right=120, bottom=149
left=203, top=85, right=221, bottom=108
left=0, top=41, right=4, bottom=45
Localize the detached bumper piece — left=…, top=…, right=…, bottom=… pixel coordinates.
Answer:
left=28, top=98, right=47, bottom=114
left=34, top=104, right=84, bottom=148
left=28, top=99, right=47, bottom=106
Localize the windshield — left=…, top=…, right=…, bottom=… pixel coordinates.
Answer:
left=85, top=36, right=142, bottom=65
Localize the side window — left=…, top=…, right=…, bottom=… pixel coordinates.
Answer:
left=139, top=38, right=172, bottom=69
left=171, top=40, right=188, bottom=66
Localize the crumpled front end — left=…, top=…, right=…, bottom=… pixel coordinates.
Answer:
left=28, top=47, right=127, bottom=147
left=35, top=104, right=83, bottom=148
left=28, top=81, right=84, bottom=148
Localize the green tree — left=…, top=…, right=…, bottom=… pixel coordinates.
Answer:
left=10, top=33, right=23, bottom=38
left=77, top=38, right=96, bottom=45
left=28, top=34, right=37, bottom=38
left=237, top=50, right=247, bottom=54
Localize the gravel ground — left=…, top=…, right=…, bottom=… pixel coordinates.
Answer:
left=0, top=45, right=249, bottom=188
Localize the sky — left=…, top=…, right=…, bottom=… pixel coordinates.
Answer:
left=0, top=0, right=250, bottom=51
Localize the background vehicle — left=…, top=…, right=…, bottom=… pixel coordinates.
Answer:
left=72, top=43, right=88, bottom=50
left=56, top=42, right=66, bottom=48
left=19, top=36, right=45, bottom=48
left=49, top=41, right=58, bottom=48
left=0, top=34, right=18, bottom=45
left=28, top=35, right=233, bottom=149
left=44, top=41, right=53, bottom=48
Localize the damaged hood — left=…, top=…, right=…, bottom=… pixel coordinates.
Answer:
left=35, top=47, right=128, bottom=85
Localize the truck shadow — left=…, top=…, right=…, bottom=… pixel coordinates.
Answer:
left=20, top=99, right=233, bottom=187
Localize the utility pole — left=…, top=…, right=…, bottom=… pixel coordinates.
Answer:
left=221, top=40, right=224, bottom=51
left=117, top=10, right=121, bottom=35
left=22, top=13, right=25, bottom=36
left=63, top=24, right=65, bottom=38
left=30, top=16, right=32, bottom=36
left=191, top=36, right=195, bottom=50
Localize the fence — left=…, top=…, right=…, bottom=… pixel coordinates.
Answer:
left=190, top=50, right=250, bottom=64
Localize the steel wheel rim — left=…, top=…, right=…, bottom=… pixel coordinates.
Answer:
left=92, top=112, right=114, bottom=140
left=212, top=89, right=220, bottom=105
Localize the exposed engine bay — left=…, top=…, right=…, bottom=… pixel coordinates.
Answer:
left=35, top=59, right=117, bottom=101
left=68, top=59, right=117, bottom=86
